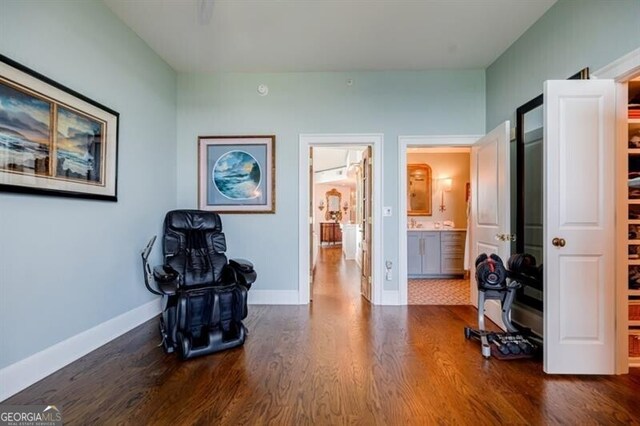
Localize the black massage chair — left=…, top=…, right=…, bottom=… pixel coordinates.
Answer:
left=141, top=210, right=256, bottom=360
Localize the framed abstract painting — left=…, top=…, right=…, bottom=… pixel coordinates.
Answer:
left=0, top=55, right=119, bottom=201
left=198, top=135, right=275, bottom=213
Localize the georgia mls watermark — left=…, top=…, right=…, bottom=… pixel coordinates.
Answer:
left=0, top=405, right=62, bottom=426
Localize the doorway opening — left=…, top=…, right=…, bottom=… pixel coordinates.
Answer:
left=298, top=134, right=383, bottom=305
left=398, top=136, right=480, bottom=306
left=311, top=146, right=369, bottom=302
left=405, top=146, right=471, bottom=305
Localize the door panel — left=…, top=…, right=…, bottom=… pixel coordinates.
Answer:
left=544, top=79, right=615, bottom=374
left=558, top=256, right=602, bottom=340
left=476, top=142, right=499, bottom=225
left=470, top=121, right=511, bottom=327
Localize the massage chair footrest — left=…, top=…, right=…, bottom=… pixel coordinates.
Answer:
left=176, top=325, right=247, bottom=360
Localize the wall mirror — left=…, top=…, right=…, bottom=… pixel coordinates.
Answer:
left=407, top=164, right=432, bottom=216
left=514, top=67, right=589, bottom=311
left=325, top=188, right=342, bottom=221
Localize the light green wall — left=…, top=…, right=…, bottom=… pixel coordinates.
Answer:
left=0, top=0, right=177, bottom=368
left=486, top=0, right=640, bottom=130
left=177, top=71, right=485, bottom=292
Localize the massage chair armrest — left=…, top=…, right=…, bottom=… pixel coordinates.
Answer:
left=153, top=265, right=180, bottom=295
left=229, top=258, right=257, bottom=288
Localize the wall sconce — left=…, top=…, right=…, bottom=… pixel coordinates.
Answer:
left=439, top=178, right=453, bottom=212
left=342, top=201, right=349, bottom=213
left=318, top=199, right=325, bottom=211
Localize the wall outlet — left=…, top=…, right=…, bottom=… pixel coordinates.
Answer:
left=385, top=260, right=392, bottom=280
left=383, top=206, right=392, bottom=216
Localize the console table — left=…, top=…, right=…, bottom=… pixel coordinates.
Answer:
left=320, top=222, right=342, bottom=245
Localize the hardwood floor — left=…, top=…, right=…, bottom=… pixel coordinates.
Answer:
left=5, top=246, right=640, bottom=425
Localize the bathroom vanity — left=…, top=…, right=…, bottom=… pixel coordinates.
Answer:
left=407, top=229, right=466, bottom=278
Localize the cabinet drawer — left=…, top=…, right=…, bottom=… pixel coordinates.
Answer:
left=630, top=331, right=640, bottom=358
left=441, top=231, right=466, bottom=243
left=441, top=254, right=464, bottom=274
left=630, top=301, right=640, bottom=321
left=441, top=241, right=464, bottom=254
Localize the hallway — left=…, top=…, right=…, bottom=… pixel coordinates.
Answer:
left=5, top=248, right=640, bottom=424
left=312, top=246, right=362, bottom=306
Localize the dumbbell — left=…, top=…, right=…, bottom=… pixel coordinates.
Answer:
left=488, top=334, right=511, bottom=356
left=475, top=253, right=507, bottom=290
left=506, top=341, right=521, bottom=355
left=518, top=340, right=533, bottom=355
left=507, top=253, right=537, bottom=276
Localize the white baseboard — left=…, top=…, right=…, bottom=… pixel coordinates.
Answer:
left=248, top=290, right=300, bottom=305
left=0, top=298, right=161, bottom=402
left=381, top=289, right=401, bottom=305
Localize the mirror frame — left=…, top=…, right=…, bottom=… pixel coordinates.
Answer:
left=325, top=188, right=342, bottom=221
left=407, top=163, right=432, bottom=216
left=514, top=68, right=589, bottom=312
left=515, top=67, right=589, bottom=253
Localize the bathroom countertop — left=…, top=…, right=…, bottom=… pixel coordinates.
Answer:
left=407, top=228, right=466, bottom=232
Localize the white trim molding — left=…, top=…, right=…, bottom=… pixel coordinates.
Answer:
left=299, top=133, right=384, bottom=305
left=592, top=48, right=640, bottom=82
left=0, top=298, right=161, bottom=402
left=397, top=135, right=481, bottom=305
left=594, top=48, right=640, bottom=375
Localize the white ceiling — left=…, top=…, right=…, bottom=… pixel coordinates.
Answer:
left=103, top=0, right=556, bottom=73
left=313, top=146, right=366, bottom=172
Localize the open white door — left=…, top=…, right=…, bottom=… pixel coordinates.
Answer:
left=544, top=79, right=615, bottom=374
left=309, top=147, right=314, bottom=302
left=470, top=121, right=511, bottom=328
left=360, top=146, right=373, bottom=302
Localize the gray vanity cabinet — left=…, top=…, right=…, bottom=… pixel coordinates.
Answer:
left=421, top=232, right=441, bottom=275
left=407, top=233, right=423, bottom=276
left=407, top=230, right=466, bottom=278
left=440, top=231, right=466, bottom=274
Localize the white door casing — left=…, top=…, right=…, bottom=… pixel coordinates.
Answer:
left=543, top=79, right=616, bottom=374
left=470, top=121, right=511, bottom=328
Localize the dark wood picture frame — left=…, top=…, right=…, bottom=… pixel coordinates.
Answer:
left=0, top=55, right=119, bottom=201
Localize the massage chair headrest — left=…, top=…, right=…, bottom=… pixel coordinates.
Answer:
left=164, top=210, right=223, bottom=233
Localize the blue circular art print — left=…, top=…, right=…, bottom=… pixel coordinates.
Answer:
left=212, top=150, right=262, bottom=199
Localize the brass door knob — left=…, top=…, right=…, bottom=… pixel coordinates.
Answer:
left=552, top=237, right=566, bottom=247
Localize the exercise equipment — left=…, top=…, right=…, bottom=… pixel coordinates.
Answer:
left=464, top=252, right=540, bottom=359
